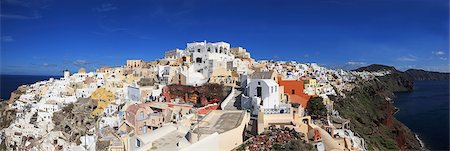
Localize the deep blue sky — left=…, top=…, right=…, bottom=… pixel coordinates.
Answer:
left=1, top=0, right=449, bottom=75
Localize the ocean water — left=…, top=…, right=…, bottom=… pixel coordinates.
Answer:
left=0, top=75, right=61, bottom=100
left=394, top=80, right=449, bottom=150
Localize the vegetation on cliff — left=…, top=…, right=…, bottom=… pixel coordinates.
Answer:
left=306, top=97, right=327, bottom=119
left=334, top=64, right=424, bottom=150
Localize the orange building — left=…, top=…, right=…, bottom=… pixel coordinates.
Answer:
left=277, top=77, right=311, bottom=108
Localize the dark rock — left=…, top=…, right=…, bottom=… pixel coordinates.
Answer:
left=405, top=69, right=449, bottom=81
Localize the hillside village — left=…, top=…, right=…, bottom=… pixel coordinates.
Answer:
left=1, top=41, right=393, bottom=151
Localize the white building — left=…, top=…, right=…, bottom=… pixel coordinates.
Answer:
left=165, top=48, right=187, bottom=60
left=63, top=70, right=70, bottom=80
left=184, top=66, right=208, bottom=86
left=241, top=79, right=285, bottom=115
left=76, top=88, right=94, bottom=98
left=127, top=84, right=140, bottom=102
left=227, top=59, right=249, bottom=75
left=187, top=41, right=235, bottom=78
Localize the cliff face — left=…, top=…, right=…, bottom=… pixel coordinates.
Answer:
left=0, top=85, right=28, bottom=130
left=333, top=78, right=421, bottom=150
left=353, top=64, right=396, bottom=72
left=8, top=85, right=29, bottom=104
left=353, top=64, right=414, bottom=92
left=52, top=98, right=97, bottom=145
left=0, top=101, right=16, bottom=129
left=377, top=70, right=414, bottom=92
left=405, top=69, right=449, bottom=81
left=334, top=65, right=423, bottom=150
left=355, top=64, right=449, bottom=81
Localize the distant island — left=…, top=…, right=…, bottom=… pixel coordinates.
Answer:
left=405, top=69, right=449, bottom=81
left=354, top=64, right=449, bottom=81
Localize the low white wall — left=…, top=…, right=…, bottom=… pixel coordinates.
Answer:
left=220, top=88, right=235, bottom=110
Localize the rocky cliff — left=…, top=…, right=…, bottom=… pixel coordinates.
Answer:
left=353, top=64, right=414, bottom=92
left=405, top=69, right=449, bottom=81
left=7, top=85, right=29, bottom=104
left=333, top=65, right=424, bottom=150
left=52, top=98, right=97, bottom=145
left=0, top=101, right=16, bottom=129
left=355, top=64, right=449, bottom=81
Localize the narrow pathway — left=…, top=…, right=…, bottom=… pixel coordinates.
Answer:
left=224, top=88, right=242, bottom=110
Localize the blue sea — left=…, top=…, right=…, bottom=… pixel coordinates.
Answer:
left=394, top=80, right=449, bottom=150
left=0, top=75, right=61, bottom=100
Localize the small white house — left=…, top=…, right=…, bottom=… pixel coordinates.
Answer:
left=247, top=79, right=280, bottom=109
left=241, top=79, right=283, bottom=115
left=76, top=88, right=94, bottom=98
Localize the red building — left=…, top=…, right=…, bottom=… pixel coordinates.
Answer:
left=277, top=77, right=311, bottom=108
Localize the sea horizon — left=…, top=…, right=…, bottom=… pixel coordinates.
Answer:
left=0, top=74, right=62, bottom=100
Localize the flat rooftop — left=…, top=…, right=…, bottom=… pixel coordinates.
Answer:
left=150, top=130, right=186, bottom=151
left=193, top=110, right=245, bottom=134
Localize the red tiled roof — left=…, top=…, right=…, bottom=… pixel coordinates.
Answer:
left=126, top=104, right=140, bottom=115
left=126, top=103, right=157, bottom=115
left=168, top=103, right=192, bottom=109
left=197, top=104, right=219, bottom=115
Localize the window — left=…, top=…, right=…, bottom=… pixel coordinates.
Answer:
left=196, top=58, right=202, bottom=63
left=143, top=126, right=147, bottom=134
left=215, top=48, right=218, bottom=53
left=140, top=111, right=144, bottom=119
left=136, top=139, right=141, bottom=147
left=207, top=48, right=211, bottom=52
left=197, top=49, right=200, bottom=52
left=292, top=89, right=295, bottom=94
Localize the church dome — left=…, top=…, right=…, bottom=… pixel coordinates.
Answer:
left=78, top=68, right=86, bottom=74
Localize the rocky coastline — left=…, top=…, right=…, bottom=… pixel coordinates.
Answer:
left=337, top=64, right=442, bottom=150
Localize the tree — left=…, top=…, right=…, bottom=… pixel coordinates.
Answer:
left=306, top=97, right=327, bottom=119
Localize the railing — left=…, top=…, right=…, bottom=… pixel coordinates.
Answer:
left=261, top=107, right=290, bottom=114
left=136, top=113, right=162, bottom=121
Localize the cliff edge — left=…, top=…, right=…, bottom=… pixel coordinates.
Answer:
left=334, top=65, right=424, bottom=150
left=405, top=69, right=449, bottom=81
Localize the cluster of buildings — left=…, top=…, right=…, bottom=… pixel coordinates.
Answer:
left=1, top=41, right=388, bottom=151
